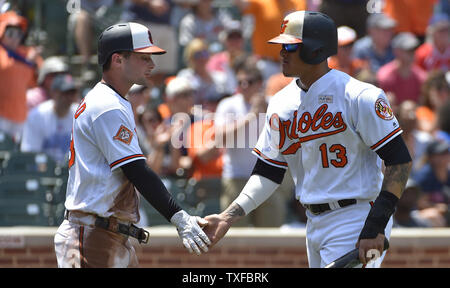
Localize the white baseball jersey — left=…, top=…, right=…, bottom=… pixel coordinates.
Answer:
left=64, top=83, right=146, bottom=223
left=253, top=69, right=402, bottom=204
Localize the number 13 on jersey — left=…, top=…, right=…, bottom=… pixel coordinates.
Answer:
left=319, top=143, right=348, bottom=168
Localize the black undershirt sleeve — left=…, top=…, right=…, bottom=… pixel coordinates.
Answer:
left=375, top=134, right=412, bottom=166
left=121, top=159, right=181, bottom=222
left=251, top=159, right=286, bottom=184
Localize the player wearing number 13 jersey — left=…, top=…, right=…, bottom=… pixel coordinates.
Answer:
left=203, top=11, right=412, bottom=268
left=254, top=69, right=401, bottom=204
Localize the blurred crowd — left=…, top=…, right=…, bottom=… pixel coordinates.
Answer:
left=0, top=0, right=449, bottom=228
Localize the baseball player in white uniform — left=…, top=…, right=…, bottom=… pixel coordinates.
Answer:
left=203, top=11, right=412, bottom=268
left=54, top=22, right=211, bottom=268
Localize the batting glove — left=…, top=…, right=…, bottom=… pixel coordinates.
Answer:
left=170, top=210, right=211, bottom=255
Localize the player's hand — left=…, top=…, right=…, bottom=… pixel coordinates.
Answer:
left=356, top=233, right=385, bottom=265
left=170, top=210, right=211, bottom=255
left=203, top=213, right=232, bottom=246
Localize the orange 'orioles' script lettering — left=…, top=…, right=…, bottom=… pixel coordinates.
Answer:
left=269, top=104, right=347, bottom=155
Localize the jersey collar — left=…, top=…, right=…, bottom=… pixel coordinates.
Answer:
left=100, top=81, right=127, bottom=101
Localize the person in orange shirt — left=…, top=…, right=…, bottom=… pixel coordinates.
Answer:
left=0, top=11, right=41, bottom=141
left=328, top=26, right=368, bottom=77
left=187, top=96, right=223, bottom=181
left=234, top=0, right=306, bottom=81
left=383, top=0, right=437, bottom=41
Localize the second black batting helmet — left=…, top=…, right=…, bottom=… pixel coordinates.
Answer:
left=268, top=11, right=338, bottom=65
left=97, top=22, right=166, bottom=66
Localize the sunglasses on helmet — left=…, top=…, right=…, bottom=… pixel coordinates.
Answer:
left=282, top=43, right=300, bottom=52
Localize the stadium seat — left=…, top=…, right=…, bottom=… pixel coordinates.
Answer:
left=139, top=199, right=170, bottom=226
left=0, top=200, right=53, bottom=226
left=1, top=151, right=60, bottom=177
left=183, top=178, right=221, bottom=207
left=0, top=132, right=18, bottom=169
left=138, top=177, right=197, bottom=226
left=0, top=131, right=17, bottom=152
left=0, top=175, right=51, bottom=201
left=0, top=175, right=66, bottom=226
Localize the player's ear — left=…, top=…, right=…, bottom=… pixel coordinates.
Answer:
left=111, top=53, right=123, bottom=65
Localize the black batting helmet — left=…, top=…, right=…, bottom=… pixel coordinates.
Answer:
left=268, top=11, right=338, bottom=65
left=97, top=22, right=166, bottom=66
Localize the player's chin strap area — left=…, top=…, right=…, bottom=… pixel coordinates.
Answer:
left=65, top=210, right=150, bottom=244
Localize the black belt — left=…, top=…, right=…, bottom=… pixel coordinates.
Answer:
left=304, top=199, right=357, bottom=215
left=65, top=210, right=150, bottom=244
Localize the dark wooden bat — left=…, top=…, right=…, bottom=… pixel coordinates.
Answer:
left=324, top=238, right=390, bottom=268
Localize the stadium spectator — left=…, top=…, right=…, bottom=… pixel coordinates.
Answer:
left=20, top=74, right=79, bottom=164
left=26, top=56, right=69, bottom=110
left=412, top=140, right=449, bottom=227
left=214, top=61, right=285, bottom=227
left=413, top=140, right=450, bottom=205
left=68, top=0, right=123, bottom=82
left=416, top=70, right=449, bottom=134
left=121, top=0, right=179, bottom=86
left=0, top=10, right=41, bottom=142
left=127, top=84, right=151, bottom=128
left=377, top=32, right=427, bottom=105
left=234, top=0, right=307, bottom=81
left=396, top=100, right=434, bottom=174
left=177, top=38, right=230, bottom=104
left=319, top=0, right=369, bottom=38
left=171, top=0, right=196, bottom=29
left=138, top=105, right=169, bottom=174
left=353, top=13, right=396, bottom=73
left=393, top=179, right=431, bottom=228
left=156, top=76, right=195, bottom=177
left=415, top=13, right=450, bottom=73
left=328, top=25, right=368, bottom=77
left=178, top=0, right=225, bottom=55
left=383, top=0, right=437, bottom=41
left=207, top=21, right=246, bottom=97
left=186, top=93, right=223, bottom=181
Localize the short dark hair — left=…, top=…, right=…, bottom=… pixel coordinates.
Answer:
left=234, top=58, right=263, bottom=83
left=102, top=51, right=131, bottom=71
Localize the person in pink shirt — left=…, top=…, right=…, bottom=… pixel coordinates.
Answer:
left=377, top=32, right=428, bottom=105
left=206, top=21, right=246, bottom=97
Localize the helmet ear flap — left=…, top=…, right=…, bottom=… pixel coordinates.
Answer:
left=299, top=44, right=325, bottom=65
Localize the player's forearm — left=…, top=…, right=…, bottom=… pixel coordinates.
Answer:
left=221, top=202, right=246, bottom=225
left=381, top=161, right=412, bottom=199
left=359, top=161, right=412, bottom=240
left=375, top=135, right=413, bottom=199
left=121, top=159, right=181, bottom=221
